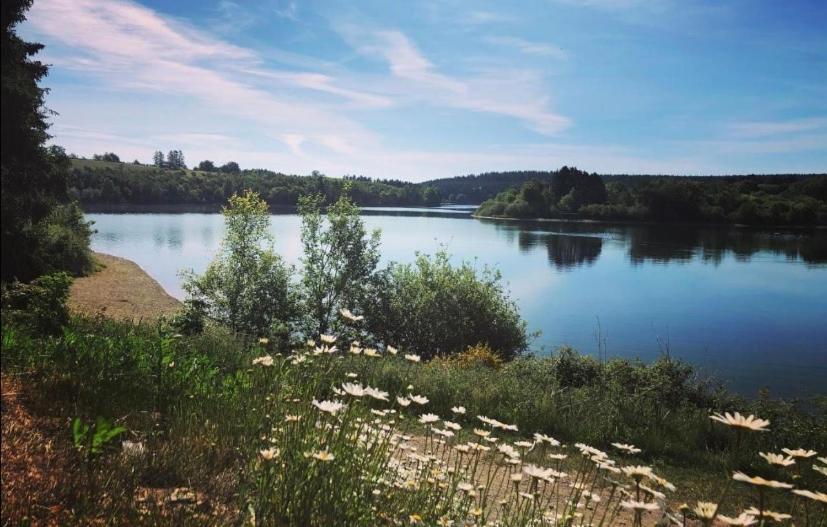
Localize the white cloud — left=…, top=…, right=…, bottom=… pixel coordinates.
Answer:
left=726, top=117, right=827, bottom=138
left=345, top=29, right=571, bottom=134
left=486, top=36, right=568, bottom=59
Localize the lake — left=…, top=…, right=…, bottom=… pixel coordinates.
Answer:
left=87, top=208, right=827, bottom=398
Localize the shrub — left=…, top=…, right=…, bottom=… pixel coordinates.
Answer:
left=432, top=342, right=504, bottom=370
left=34, top=202, right=95, bottom=276
left=1, top=271, right=72, bottom=334
left=364, top=250, right=529, bottom=360
left=181, top=191, right=297, bottom=341
left=298, top=189, right=380, bottom=336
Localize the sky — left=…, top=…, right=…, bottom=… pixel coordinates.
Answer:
left=19, top=0, right=827, bottom=181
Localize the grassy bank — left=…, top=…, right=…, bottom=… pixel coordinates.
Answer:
left=2, top=314, right=825, bottom=525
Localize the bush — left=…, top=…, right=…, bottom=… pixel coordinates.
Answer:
left=34, top=202, right=95, bottom=276
left=181, top=191, right=297, bottom=341
left=365, top=250, right=529, bottom=360
left=432, top=342, right=504, bottom=370
left=1, top=271, right=72, bottom=334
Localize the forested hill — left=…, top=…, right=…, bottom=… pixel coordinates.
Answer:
left=476, top=167, right=827, bottom=226
left=69, top=159, right=442, bottom=209
left=420, top=170, right=556, bottom=204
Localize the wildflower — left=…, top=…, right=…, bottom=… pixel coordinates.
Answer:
left=365, top=386, right=389, bottom=401
left=451, top=406, right=466, bottom=415
left=258, top=337, right=269, bottom=345
left=640, top=484, right=666, bottom=500
left=404, top=353, right=421, bottom=363
left=612, top=442, right=642, bottom=454
left=436, top=517, right=454, bottom=527
left=534, top=433, right=560, bottom=446
left=409, top=514, right=422, bottom=524
left=524, top=464, right=553, bottom=481
left=363, top=348, right=380, bottom=358
left=419, top=413, right=440, bottom=424
left=647, top=473, right=676, bottom=492
left=717, top=513, right=757, bottom=526
left=320, top=334, right=336, bottom=344
left=304, top=450, right=334, bottom=462
left=312, top=399, right=344, bottom=415
left=709, top=412, right=770, bottom=432
left=342, top=382, right=365, bottom=397
left=548, top=453, right=568, bottom=461
left=519, top=492, right=536, bottom=500
left=814, top=465, right=827, bottom=476
left=510, top=473, right=523, bottom=483
left=693, top=503, right=721, bottom=522
left=473, top=428, right=491, bottom=438
left=340, top=308, right=364, bottom=322
left=515, top=440, right=534, bottom=450
left=443, top=420, right=461, bottom=431
left=453, top=444, right=471, bottom=454
left=409, top=394, right=429, bottom=405
left=620, top=500, right=660, bottom=513
left=498, top=444, right=520, bottom=459
left=759, top=452, right=796, bottom=467
left=732, top=471, right=793, bottom=489
left=818, top=456, right=827, bottom=464
left=575, top=443, right=608, bottom=459
left=457, top=482, right=475, bottom=494
left=433, top=428, right=454, bottom=438
left=252, top=355, right=274, bottom=367
left=349, top=344, right=362, bottom=355
left=346, top=372, right=358, bottom=378
left=397, top=396, right=411, bottom=407
left=259, top=447, right=280, bottom=460
left=744, top=507, right=791, bottom=522
left=306, top=339, right=316, bottom=347
left=792, top=489, right=827, bottom=503
left=387, top=345, right=398, bottom=355
left=781, top=447, right=817, bottom=458
left=621, top=465, right=654, bottom=481
left=291, top=354, right=307, bottom=365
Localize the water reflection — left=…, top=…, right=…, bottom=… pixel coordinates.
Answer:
left=478, top=218, right=827, bottom=269
left=517, top=231, right=602, bottom=270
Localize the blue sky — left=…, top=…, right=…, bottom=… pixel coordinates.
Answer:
left=20, top=0, right=827, bottom=181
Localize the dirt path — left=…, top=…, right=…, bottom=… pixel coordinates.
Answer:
left=68, top=252, right=180, bottom=321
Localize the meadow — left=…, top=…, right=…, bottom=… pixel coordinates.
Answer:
left=2, top=311, right=825, bottom=526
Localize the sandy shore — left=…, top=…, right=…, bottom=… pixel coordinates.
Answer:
left=68, top=252, right=180, bottom=321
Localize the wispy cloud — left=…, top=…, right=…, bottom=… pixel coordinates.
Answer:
left=343, top=28, right=571, bottom=134
left=726, top=117, right=827, bottom=138
left=486, top=36, right=568, bottom=59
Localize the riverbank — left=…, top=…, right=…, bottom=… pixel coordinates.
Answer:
left=68, top=252, right=180, bottom=321
left=472, top=213, right=827, bottom=230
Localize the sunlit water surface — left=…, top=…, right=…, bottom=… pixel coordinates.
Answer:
left=87, top=208, right=827, bottom=397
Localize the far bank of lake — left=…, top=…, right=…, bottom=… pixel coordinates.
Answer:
left=86, top=207, right=827, bottom=397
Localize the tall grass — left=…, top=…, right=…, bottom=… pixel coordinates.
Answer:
left=2, top=315, right=825, bottom=525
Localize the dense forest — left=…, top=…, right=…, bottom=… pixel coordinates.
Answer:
left=68, top=159, right=441, bottom=209
left=476, top=167, right=827, bottom=226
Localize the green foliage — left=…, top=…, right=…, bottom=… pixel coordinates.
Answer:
left=1, top=2, right=92, bottom=282
left=1, top=271, right=72, bottom=334
left=364, top=250, right=529, bottom=360
left=479, top=170, right=827, bottom=225
left=298, top=189, right=381, bottom=335
left=2, top=313, right=824, bottom=525
left=68, top=160, right=442, bottom=209
left=181, top=190, right=296, bottom=339
left=72, top=416, right=127, bottom=456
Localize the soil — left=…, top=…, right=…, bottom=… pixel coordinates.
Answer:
left=68, top=252, right=180, bottom=321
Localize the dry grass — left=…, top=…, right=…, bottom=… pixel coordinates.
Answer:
left=68, top=252, right=180, bottom=322
left=1, top=374, right=74, bottom=526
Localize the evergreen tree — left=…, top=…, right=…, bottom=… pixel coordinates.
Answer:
left=153, top=150, right=164, bottom=167
left=1, top=0, right=92, bottom=281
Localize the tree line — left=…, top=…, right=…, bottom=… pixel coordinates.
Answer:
left=476, top=167, right=827, bottom=226
left=69, top=162, right=443, bottom=208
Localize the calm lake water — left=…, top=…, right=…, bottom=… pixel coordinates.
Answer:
left=87, top=208, right=827, bottom=398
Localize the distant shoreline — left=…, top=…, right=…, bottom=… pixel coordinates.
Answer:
left=472, top=213, right=827, bottom=231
